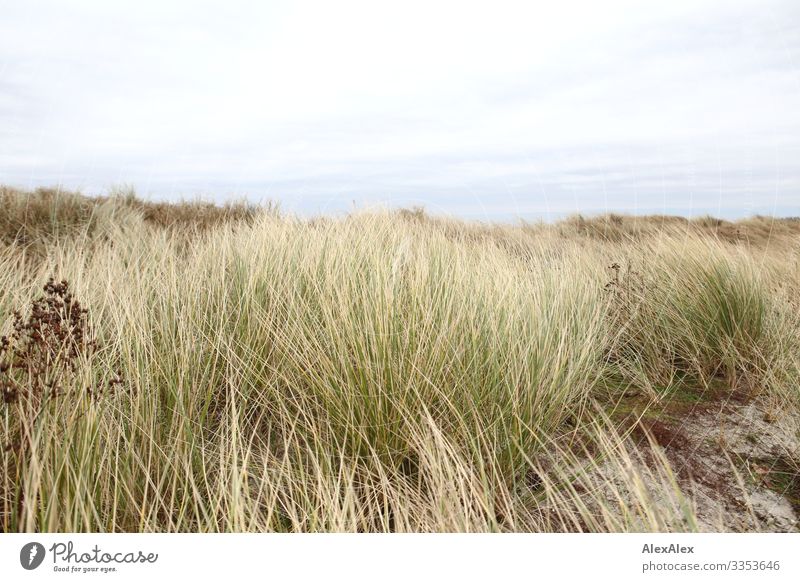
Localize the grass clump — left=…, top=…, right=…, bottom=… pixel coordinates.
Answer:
left=0, top=186, right=798, bottom=532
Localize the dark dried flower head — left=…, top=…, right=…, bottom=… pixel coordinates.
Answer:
left=1, top=277, right=124, bottom=452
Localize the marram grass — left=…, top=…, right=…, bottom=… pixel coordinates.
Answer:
left=1, top=187, right=798, bottom=532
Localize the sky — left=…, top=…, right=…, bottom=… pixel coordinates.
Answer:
left=1, top=0, right=799, bottom=220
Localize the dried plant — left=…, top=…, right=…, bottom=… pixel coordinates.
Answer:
left=1, top=278, right=121, bottom=451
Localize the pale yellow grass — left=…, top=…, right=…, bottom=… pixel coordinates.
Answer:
left=1, top=190, right=798, bottom=531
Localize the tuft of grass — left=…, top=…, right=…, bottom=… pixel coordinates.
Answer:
left=0, top=185, right=798, bottom=532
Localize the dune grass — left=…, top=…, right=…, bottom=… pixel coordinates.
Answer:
left=1, top=187, right=798, bottom=532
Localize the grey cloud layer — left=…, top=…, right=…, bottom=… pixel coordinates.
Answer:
left=0, top=0, right=798, bottom=220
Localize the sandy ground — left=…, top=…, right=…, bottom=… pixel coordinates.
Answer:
left=673, top=400, right=799, bottom=531
left=624, top=396, right=800, bottom=532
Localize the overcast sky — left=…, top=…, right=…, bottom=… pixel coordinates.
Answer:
left=1, top=0, right=799, bottom=219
